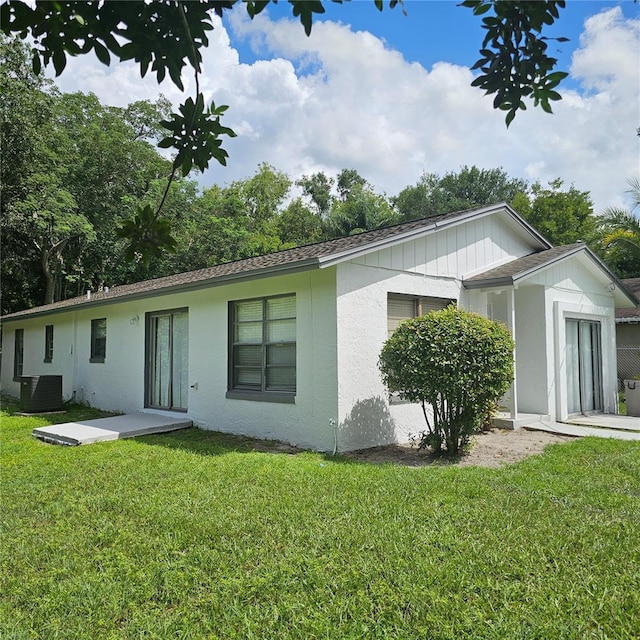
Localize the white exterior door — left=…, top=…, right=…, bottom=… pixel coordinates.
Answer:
left=566, top=319, right=603, bottom=414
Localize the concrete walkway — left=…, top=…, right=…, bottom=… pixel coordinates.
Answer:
left=524, top=414, right=640, bottom=441
left=33, top=413, right=192, bottom=446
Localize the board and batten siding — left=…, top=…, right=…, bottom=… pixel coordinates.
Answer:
left=351, top=213, right=534, bottom=278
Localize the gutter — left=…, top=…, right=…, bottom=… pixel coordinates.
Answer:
left=1, top=258, right=321, bottom=323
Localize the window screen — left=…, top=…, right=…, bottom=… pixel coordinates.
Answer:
left=387, top=294, right=454, bottom=337
left=230, top=295, right=296, bottom=395
left=44, top=325, right=54, bottom=362
left=91, top=318, right=107, bottom=362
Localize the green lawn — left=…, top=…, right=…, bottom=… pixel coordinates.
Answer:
left=1, top=402, right=639, bottom=640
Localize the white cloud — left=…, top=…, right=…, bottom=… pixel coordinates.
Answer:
left=48, top=6, right=639, bottom=212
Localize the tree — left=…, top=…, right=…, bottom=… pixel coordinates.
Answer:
left=276, top=199, right=323, bottom=247
left=5, top=171, right=94, bottom=305
left=379, top=306, right=514, bottom=456
left=1, top=37, right=177, bottom=312
left=236, top=162, right=292, bottom=233
left=462, top=0, right=568, bottom=127
left=297, top=172, right=335, bottom=219
left=324, top=169, right=396, bottom=237
left=1, top=0, right=571, bottom=257
left=511, top=179, right=595, bottom=246
left=394, top=166, right=528, bottom=222
left=595, top=178, right=640, bottom=278
left=1, top=35, right=55, bottom=311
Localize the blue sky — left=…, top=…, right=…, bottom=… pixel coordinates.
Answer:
left=53, top=1, right=640, bottom=211
left=231, top=1, right=638, bottom=87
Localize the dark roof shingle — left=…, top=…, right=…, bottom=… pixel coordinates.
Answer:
left=463, top=243, right=586, bottom=288
left=3, top=202, right=558, bottom=321
left=617, top=278, right=640, bottom=321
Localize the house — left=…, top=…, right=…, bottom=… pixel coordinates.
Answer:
left=616, top=278, right=640, bottom=386
left=2, top=203, right=637, bottom=452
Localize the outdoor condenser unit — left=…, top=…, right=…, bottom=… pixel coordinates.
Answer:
left=19, top=375, right=63, bottom=413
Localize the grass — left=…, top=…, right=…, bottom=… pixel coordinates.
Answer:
left=1, top=401, right=640, bottom=639
left=619, top=392, right=627, bottom=415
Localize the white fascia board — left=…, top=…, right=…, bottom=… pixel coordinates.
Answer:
left=1, top=259, right=320, bottom=323
left=510, top=246, right=638, bottom=308
left=317, top=203, right=551, bottom=269
left=509, top=245, right=586, bottom=286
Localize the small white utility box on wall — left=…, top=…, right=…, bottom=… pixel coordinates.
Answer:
left=624, top=380, right=640, bottom=417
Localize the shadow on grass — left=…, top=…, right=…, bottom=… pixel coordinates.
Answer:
left=1, top=394, right=466, bottom=468
left=139, top=426, right=464, bottom=468
left=139, top=426, right=311, bottom=459
left=1, top=395, right=119, bottom=424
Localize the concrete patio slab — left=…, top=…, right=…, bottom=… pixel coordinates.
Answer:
left=33, top=413, right=193, bottom=446
left=523, top=417, right=640, bottom=441
left=566, top=414, right=640, bottom=432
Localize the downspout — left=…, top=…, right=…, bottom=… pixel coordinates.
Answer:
left=72, top=311, right=78, bottom=402
left=508, top=288, right=518, bottom=420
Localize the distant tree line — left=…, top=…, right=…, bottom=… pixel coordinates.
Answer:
left=2, top=36, right=638, bottom=316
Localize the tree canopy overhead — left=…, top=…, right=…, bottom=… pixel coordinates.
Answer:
left=1, top=0, right=570, bottom=169
left=1, top=0, right=570, bottom=260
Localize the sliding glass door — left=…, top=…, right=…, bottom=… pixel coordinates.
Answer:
left=566, top=319, right=602, bottom=414
left=146, top=309, right=188, bottom=411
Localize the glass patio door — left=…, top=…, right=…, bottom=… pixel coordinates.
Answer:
left=566, top=319, right=602, bottom=414
left=146, top=309, right=188, bottom=411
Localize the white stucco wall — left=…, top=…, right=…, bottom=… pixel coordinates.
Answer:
left=331, top=210, right=543, bottom=451
left=514, top=286, right=549, bottom=415
left=334, top=261, right=462, bottom=451
left=1, top=268, right=339, bottom=451
left=524, top=254, right=619, bottom=420
left=1, top=317, right=77, bottom=399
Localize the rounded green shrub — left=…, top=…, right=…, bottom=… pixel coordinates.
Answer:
left=379, top=306, right=514, bottom=456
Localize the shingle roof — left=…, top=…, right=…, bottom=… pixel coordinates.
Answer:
left=464, top=243, right=638, bottom=310
left=1, top=203, right=549, bottom=321
left=617, top=278, right=640, bottom=322
left=463, top=243, right=586, bottom=288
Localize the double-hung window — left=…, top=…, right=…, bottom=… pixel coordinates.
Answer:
left=44, top=325, right=54, bottom=363
left=228, top=294, right=296, bottom=402
left=13, top=328, right=24, bottom=379
left=90, top=318, right=107, bottom=362
left=387, top=293, right=456, bottom=337
left=386, top=294, right=455, bottom=403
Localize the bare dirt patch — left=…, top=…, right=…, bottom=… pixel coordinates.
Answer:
left=341, top=428, right=574, bottom=468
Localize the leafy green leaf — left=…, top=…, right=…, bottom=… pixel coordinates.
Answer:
left=93, top=40, right=110, bottom=66
left=505, top=109, right=516, bottom=127
left=116, top=205, right=178, bottom=266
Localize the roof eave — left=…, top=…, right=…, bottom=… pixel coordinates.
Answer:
left=1, top=258, right=320, bottom=322
left=463, top=277, right=515, bottom=290
left=319, top=203, right=550, bottom=268
left=463, top=244, right=640, bottom=308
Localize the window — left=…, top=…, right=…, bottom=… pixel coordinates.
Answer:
left=387, top=293, right=456, bottom=337
left=386, top=294, right=455, bottom=404
left=228, top=294, right=296, bottom=402
left=13, top=328, right=24, bottom=379
left=90, top=318, right=107, bottom=362
left=44, top=325, right=54, bottom=363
